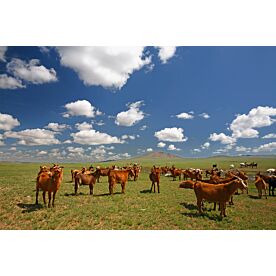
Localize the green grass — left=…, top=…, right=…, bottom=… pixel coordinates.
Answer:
left=0, top=156, right=275, bottom=229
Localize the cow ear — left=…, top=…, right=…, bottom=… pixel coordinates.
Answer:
left=40, top=166, right=42, bottom=169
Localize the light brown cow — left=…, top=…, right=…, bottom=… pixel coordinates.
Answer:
left=149, top=166, right=161, bottom=193
left=108, top=169, right=132, bottom=195
left=255, top=176, right=268, bottom=199
left=35, top=166, right=63, bottom=207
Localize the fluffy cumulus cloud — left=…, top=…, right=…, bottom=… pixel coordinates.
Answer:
left=7, top=58, right=57, bottom=84
left=157, top=47, right=176, bottom=64
left=56, top=47, right=151, bottom=89
left=193, top=148, right=201, bottom=153
left=4, top=128, right=60, bottom=146
left=63, top=100, right=101, bottom=118
left=0, top=134, right=4, bottom=146
left=154, top=127, right=187, bottom=142
left=253, top=142, right=276, bottom=153
left=0, top=46, right=7, bottom=62
left=262, top=133, right=276, bottom=139
left=67, top=146, right=85, bottom=154
left=45, top=122, right=70, bottom=132
left=75, top=121, right=93, bottom=131
left=140, top=125, right=148, bottom=131
left=230, top=106, right=276, bottom=138
left=71, top=129, right=122, bottom=145
left=115, top=101, right=145, bottom=127
left=176, top=112, right=194, bottom=119
left=0, top=74, right=25, bottom=89
left=0, top=113, right=20, bottom=130
left=167, top=144, right=180, bottom=151
left=121, top=134, right=136, bottom=140
left=209, top=133, right=236, bottom=145
left=157, top=142, right=166, bottom=148
left=146, top=148, right=153, bottom=152
left=201, top=142, right=210, bottom=149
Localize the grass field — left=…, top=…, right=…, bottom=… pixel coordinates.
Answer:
left=0, top=156, right=275, bottom=230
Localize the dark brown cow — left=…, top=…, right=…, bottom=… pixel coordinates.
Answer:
left=149, top=166, right=161, bottom=193
left=95, top=167, right=110, bottom=183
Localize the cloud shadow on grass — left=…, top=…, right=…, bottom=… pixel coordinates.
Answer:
left=17, top=203, right=44, bottom=213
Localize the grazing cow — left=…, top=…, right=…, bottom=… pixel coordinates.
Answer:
left=255, top=176, right=268, bottom=199
left=35, top=166, right=63, bottom=208
left=133, top=164, right=140, bottom=181
left=193, top=177, right=247, bottom=218
left=74, top=170, right=98, bottom=195
left=149, top=166, right=161, bottom=193
left=183, top=169, right=202, bottom=181
left=268, top=176, right=276, bottom=196
left=108, top=169, right=132, bottom=195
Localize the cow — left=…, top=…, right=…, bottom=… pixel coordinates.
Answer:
left=254, top=176, right=268, bottom=199
left=35, top=166, right=63, bottom=208
left=183, top=169, right=202, bottom=181
left=179, top=180, right=195, bottom=189
left=95, top=167, right=110, bottom=183
left=107, top=169, right=132, bottom=195
left=193, top=177, right=247, bottom=218
left=149, top=166, right=161, bottom=193
left=74, top=170, right=99, bottom=195
left=170, top=168, right=182, bottom=181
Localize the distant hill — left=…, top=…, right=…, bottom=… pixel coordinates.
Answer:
left=131, top=151, right=183, bottom=160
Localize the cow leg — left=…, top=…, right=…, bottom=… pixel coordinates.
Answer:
left=229, top=196, right=234, bottom=205
left=121, top=182, right=126, bottom=194
left=269, top=185, right=271, bottom=196
left=150, top=182, right=154, bottom=193
left=42, top=191, right=46, bottom=205
left=52, top=191, right=56, bottom=207
left=213, top=203, right=216, bottom=211
left=197, top=199, right=203, bottom=214
left=157, top=181, right=160, bottom=193
left=109, top=183, right=114, bottom=195
left=48, top=192, right=52, bottom=208
left=89, top=184, right=93, bottom=195
left=35, top=189, right=39, bottom=205
left=97, top=176, right=100, bottom=183
left=154, top=183, right=156, bottom=193
left=264, top=187, right=267, bottom=199
left=74, top=181, right=78, bottom=195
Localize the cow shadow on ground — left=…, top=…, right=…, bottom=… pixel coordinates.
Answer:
left=140, top=189, right=152, bottom=194
left=64, top=192, right=85, bottom=196
left=248, top=195, right=260, bottom=199
left=17, top=203, right=44, bottom=213
left=180, top=202, right=223, bottom=221
left=94, top=192, right=121, bottom=197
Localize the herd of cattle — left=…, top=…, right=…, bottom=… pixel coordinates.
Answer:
left=35, top=163, right=276, bottom=219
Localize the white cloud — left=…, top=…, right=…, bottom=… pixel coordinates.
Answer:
left=0, top=47, right=7, bottom=62
left=230, top=106, right=276, bottom=138
left=37, top=150, right=47, bottom=155
left=157, top=47, right=176, bottom=64
left=91, top=147, right=106, bottom=155
left=63, top=140, right=72, bottom=144
left=115, top=101, right=145, bottom=127
left=56, top=47, right=151, bottom=89
left=253, top=142, right=276, bottom=153
left=4, top=128, right=60, bottom=146
left=121, top=134, right=136, bottom=140
left=262, top=133, right=276, bottom=139
left=67, top=146, right=85, bottom=154
left=209, top=133, right=236, bottom=145
left=235, top=146, right=251, bottom=152
left=0, top=74, right=25, bottom=89
left=193, top=148, right=201, bottom=153
left=9, top=146, right=17, bottom=151
left=176, top=112, right=194, bottom=119
left=0, top=113, right=20, bottom=130
left=7, top=58, right=57, bottom=84
left=199, top=113, right=210, bottom=119
left=168, top=144, right=181, bottom=151
left=140, top=125, right=148, bottom=131
left=45, top=122, right=70, bottom=132
left=157, top=142, right=166, bottom=148
left=75, top=121, right=93, bottom=131
left=154, top=127, right=187, bottom=142
left=63, top=100, right=100, bottom=118
left=146, top=148, right=153, bottom=152
left=201, top=142, right=210, bottom=149
left=71, top=129, right=122, bottom=145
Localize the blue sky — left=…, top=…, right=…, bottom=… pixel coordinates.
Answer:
left=0, top=46, right=276, bottom=162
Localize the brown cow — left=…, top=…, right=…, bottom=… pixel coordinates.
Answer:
left=170, top=168, right=182, bottom=181
left=74, top=170, right=99, bottom=195
left=108, top=169, right=132, bottom=195
left=149, top=166, right=161, bottom=193
left=255, top=176, right=268, bottom=199
left=95, top=167, right=110, bottom=183
left=194, top=177, right=247, bottom=218
left=179, top=180, right=195, bottom=189
left=35, top=166, right=63, bottom=207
